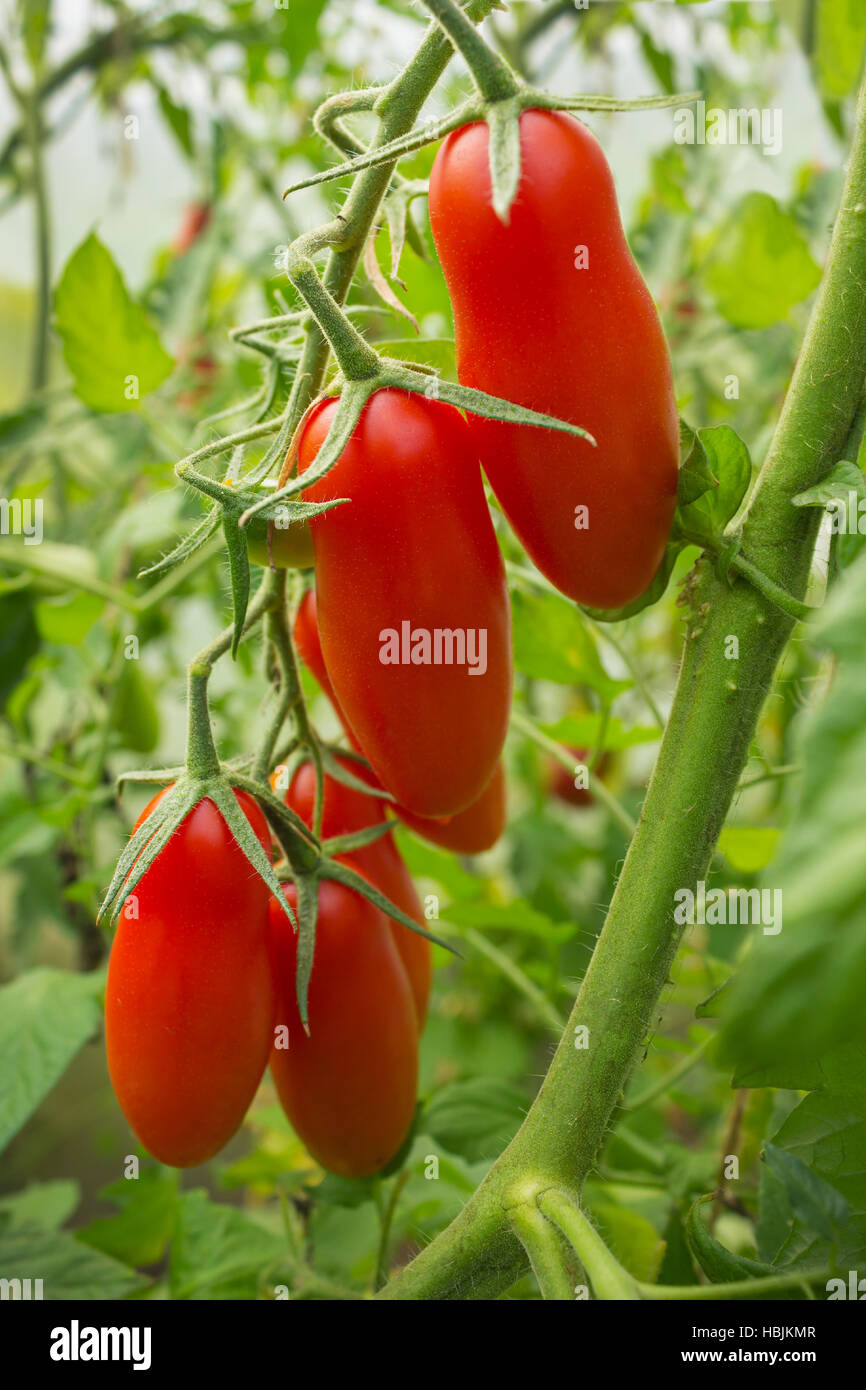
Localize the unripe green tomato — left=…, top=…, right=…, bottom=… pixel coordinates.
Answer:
left=246, top=517, right=315, bottom=569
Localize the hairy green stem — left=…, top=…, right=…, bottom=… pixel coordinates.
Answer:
left=638, top=1271, right=827, bottom=1301
left=419, top=0, right=519, bottom=104
left=509, top=1201, right=576, bottom=1301
left=287, top=0, right=497, bottom=429
left=537, top=1190, right=640, bottom=1299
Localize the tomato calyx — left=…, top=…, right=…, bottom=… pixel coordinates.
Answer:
left=284, top=82, right=699, bottom=223
left=96, top=772, right=316, bottom=936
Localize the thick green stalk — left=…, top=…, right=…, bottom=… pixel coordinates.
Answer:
left=380, top=66, right=866, bottom=1301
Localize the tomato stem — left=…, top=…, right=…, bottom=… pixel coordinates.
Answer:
left=537, top=1190, right=641, bottom=1300
left=418, top=0, right=520, bottom=105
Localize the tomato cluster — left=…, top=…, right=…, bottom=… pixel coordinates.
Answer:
left=105, top=112, right=674, bottom=1179
left=106, top=776, right=429, bottom=1176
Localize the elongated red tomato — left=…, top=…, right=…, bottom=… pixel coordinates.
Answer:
left=397, top=758, right=506, bottom=854
left=106, top=788, right=275, bottom=1168
left=429, top=109, right=679, bottom=609
left=293, top=587, right=506, bottom=855
left=283, top=758, right=432, bottom=1026
left=299, top=390, right=512, bottom=817
left=269, top=876, right=418, bottom=1178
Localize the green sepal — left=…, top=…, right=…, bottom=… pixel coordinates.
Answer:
left=320, top=856, right=454, bottom=955
left=241, top=383, right=373, bottom=523
left=293, top=873, right=320, bottom=1032
left=322, top=821, right=395, bottom=856
left=685, top=1195, right=780, bottom=1287
left=222, top=513, right=251, bottom=659
left=792, top=457, right=866, bottom=511
left=138, top=509, right=221, bottom=579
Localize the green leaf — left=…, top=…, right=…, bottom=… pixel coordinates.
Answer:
left=718, top=826, right=780, bottom=874
left=686, top=1195, right=779, bottom=1285
left=21, top=0, right=49, bottom=67
left=423, top=1078, right=526, bottom=1162
left=157, top=87, right=194, bottom=158
left=762, top=1143, right=848, bottom=1242
left=0, top=1223, right=147, bottom=1299
left=169, top=1190, right=288, bottom=1299
left=792, top=458, right=866, bottom=512
left=112, top=660, right=160, bottom=754
left=757, top=1045, right=866, bottom=1272
left=314, top=1173, right=377, bottom=1209
left=541, top=713, right=660, bottom=753
left=54, top=233, right=174, bottom=412
left=0, top=402, right=42, bottom=447
left=443, top=898, right=573, bottom=947
left=720, top=549, right=866, bottom=1074
left=512, top=588, right=625, bottom=698
left=678, top=425, right=752, bottom=544
left=676, top=421, right=714, bottom=506
left=78, top=1168, right=179, bottom=1268
left=702, top=192, right=821, bottom=329
left=639, top=31, right=675, bottom=94
left=0, top=1180, right=80, bottom=1231
left=793, top=459, right=866, bottom=573
left=0, top=798, right=60, bottom=865
left=35, top=591, right=104, bottom=645
left=816, top=0, right=866, bottom=100
left=0, top=593, right=39, bottom=708
left=0, top=969, right=104, bottom=1153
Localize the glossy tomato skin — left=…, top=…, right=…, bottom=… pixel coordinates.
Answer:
left=105, top=787, right=276, bottom=1168
left=292, top=590, right=505, bottom=858
left=299, top=390, right=512, bottom=818
left=269, top=876, right=418, bottom=1178
left=396, top=758, right=506, bottom=854
left=429, top=109, right=679, bottom=610
left=284, top=758, right=432, bottom=1026
left=293, top=590, right=344, bottom=717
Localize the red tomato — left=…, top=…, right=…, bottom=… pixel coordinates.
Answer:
left=105, top=787, right=275, bottom=1168
left=172, top=201, right=212, bottom=254
left=282, top=758, right=432, bottom=1026
left=293, top=589, right=344, bottom=716
left=429, top=109, right=679, bottom=610
left=396, top=759, right=506, bottom=853
left=299, top=390, right=512, bottom=817
left=549, top=747, right=610, bottom=807
left=293, top=590, right=506, bottom=856
left=269, top=875, right=418, bottom=1178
